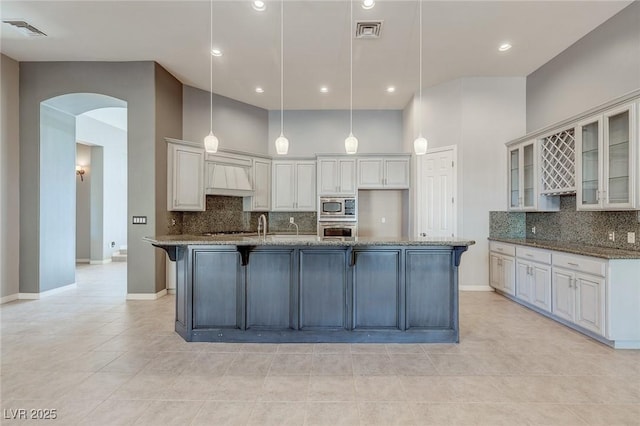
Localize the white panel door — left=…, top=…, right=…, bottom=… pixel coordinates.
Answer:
left=417, top=149, right=455, bottom=238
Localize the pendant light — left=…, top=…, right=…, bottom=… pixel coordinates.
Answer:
left=344, top=0, right=358, bottom=154
left=413, top=0, right=428, bottom=156
left=204, top=0, right=219, bottom=153
left=274, top=0, right=289, bottom=155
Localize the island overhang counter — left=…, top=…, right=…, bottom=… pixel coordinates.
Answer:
left=146, top=235, right=475, bottom=343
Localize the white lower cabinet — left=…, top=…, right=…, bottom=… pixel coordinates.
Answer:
left=491, top=241, right=640, bottom=348
left=489, top=242, right=515, bottom=296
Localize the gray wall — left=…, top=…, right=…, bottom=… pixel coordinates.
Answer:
left=75, top=143, right=91, bottom=261
left=90, top=146, right=105, bottom=263
left=155, top=63, right=183, bottom=293
left=1, top=54, right=20, bottom=300
left=77, top=114, right=128, bottom=261
left=402, top=77, right=526, bottom=288
left=527, top=1, right=640, bottom=131
left=268, top=110, right=405, bottom=156
left=39, top=105, right=76, bottom=292
left=182, top=85, right=267, bottom=155
left=19, top=61, right=159, bottom=295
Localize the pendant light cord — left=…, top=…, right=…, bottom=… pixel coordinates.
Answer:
left=209, top=0, right=213, bottom=133
left=349, top=0, right=353, bottom=134
left=280, top=0, right=284, bottom=136
left=418, top=0, right=422, bottom=137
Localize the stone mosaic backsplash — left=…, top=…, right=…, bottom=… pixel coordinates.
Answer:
left=490, top=195, right=640, bottom=251
left=167, top=195, right=317, bottom=235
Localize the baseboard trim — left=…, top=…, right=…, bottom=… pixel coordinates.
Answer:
left=167, top=289, right=176, bottom=295
left=126, top=289, right=167, bottom=300
left=0, top=293, right=19, bottom=304
left=18, top=283, right=78, bottom=299
left=460, top=285, right=494, bottom=292
left=90, top=258, right=112, bottom=265
left=76, top=258, right=90, bottom=264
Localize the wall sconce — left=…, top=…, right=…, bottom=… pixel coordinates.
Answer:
left=76, top=165, right=85, bottom=182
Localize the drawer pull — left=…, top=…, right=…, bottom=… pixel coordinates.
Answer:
left=525, top=254, right=534, bottom=257
left=568, top=262, right=580, bottom=267
left=496, top=248, right=504, bottom=251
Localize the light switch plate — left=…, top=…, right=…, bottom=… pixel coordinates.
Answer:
left=628, top=232, right=636, bottom=244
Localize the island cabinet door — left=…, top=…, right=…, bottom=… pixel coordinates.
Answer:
left=405, top=250, right=453, bottom=329
left=246, top=249, right=295, bottom=329
left=299, top=249, right=348, bottom=329
left=192, top=249, right=242, bottom=329
left=352, top=249, right=401, bottom=329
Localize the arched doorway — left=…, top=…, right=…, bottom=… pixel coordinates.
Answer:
left=40, top=93, right=128, bottom=295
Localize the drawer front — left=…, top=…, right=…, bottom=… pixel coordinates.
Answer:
left=553, top=253, right=606, bottom=277
left=489, top=242, right=516, bottom=257
left=516, top=246, right=551, bottom=264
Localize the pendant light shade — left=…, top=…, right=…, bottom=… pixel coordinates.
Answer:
left=414, top=135, right=428, bottom=155
left=204, top=0, right=218, bottom=153
left=274, top=0, right=289, bottom=155
left=345, top=0, right=358, bottom=154
left=275, top=133, right=289, bottom=155
left=345, top=133, right=358, bottom=155
left=204, top=131, right=219, bottom=153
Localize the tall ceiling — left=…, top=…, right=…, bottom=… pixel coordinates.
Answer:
left=1, top=0, right=633, bottom=110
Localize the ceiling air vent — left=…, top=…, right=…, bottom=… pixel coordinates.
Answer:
left=2, top=20, right=47, bottom=37
left=355, top=21, right=383, bottom=39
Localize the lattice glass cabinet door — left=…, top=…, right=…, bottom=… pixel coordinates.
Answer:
left=509, top=147, right=520, bottom=209
left=579, top=118, right=602, bottom=208
left=605, top=106, right=632, bottom=207
left=522, top=143, right=535, bottom=208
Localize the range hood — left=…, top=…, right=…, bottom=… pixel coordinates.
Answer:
left=205, top=155, right=254, bottom=197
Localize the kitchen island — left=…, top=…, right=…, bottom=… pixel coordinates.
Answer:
left=146, top=235, right=475, bottom=343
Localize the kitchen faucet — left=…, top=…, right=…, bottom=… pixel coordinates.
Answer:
left=257, top=214, right=267, bottom=238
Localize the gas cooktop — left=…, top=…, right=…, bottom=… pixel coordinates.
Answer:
left=201, top=231, right=257, bottom=236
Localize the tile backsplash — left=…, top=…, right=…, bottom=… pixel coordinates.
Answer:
left=167, top=195, right=317, bottom=235
left=490, top=195, right=640, bottom=251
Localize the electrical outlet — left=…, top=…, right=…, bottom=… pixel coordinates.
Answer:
left=628, top=232, right=636, bottom=244
left=531, top=226, right=536, bottom=235
left=381, top=217, right=386, bottom=224
left=289, top=217, right=294, bottom=224
left=608, top=231, right=615, bottom=241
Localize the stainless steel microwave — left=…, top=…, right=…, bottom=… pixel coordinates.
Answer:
left=319, top=197, right=357, bottom=221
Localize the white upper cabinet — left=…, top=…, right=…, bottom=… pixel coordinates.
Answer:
left=272, top=160, right=316, bottom=212
left=167, top=142, right=205, bottom=211
left=357, top=156, right=410, bottom=189
left=243, top=158, right=271, bottom=212
left=507, top=140, right=559, bottom=212
left=576, top=103, right=637, bottom=210
left=317, top=157, right=356, bottom=195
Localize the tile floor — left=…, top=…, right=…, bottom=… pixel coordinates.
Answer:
left=1, top=262, right=639, bottom=425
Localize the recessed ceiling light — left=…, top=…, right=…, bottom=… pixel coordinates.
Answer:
left=252, top=1, right=266, bottom=12
left=362, top=0, right=375, bottom=10
left=211, top=48, right=223, bottom=57
left=320, top=86, right=329, bottom=93
left=386, top=86, right=396, bottom=93
left=255, top=87, right=264, bottom=93
left=498, top=43, right=512, bottom=52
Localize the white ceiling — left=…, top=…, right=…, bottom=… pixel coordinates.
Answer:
left=1, top=0, right=632, bottom=110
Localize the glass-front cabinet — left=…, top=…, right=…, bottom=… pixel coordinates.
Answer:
left=576, top=103, right=637, bottom=210
left=508, top=140, right=558, bottom=211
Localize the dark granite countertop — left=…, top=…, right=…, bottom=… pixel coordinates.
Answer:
left=145, top=234, right=476, bottom=247
left=489, top=237, right=640, bottom=259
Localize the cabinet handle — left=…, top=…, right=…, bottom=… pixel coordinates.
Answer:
left=525, top=254, right=534, bottom=258
left=496, top=247, right=504, bottom=252
left=567, top=262, right=580, bottom=267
